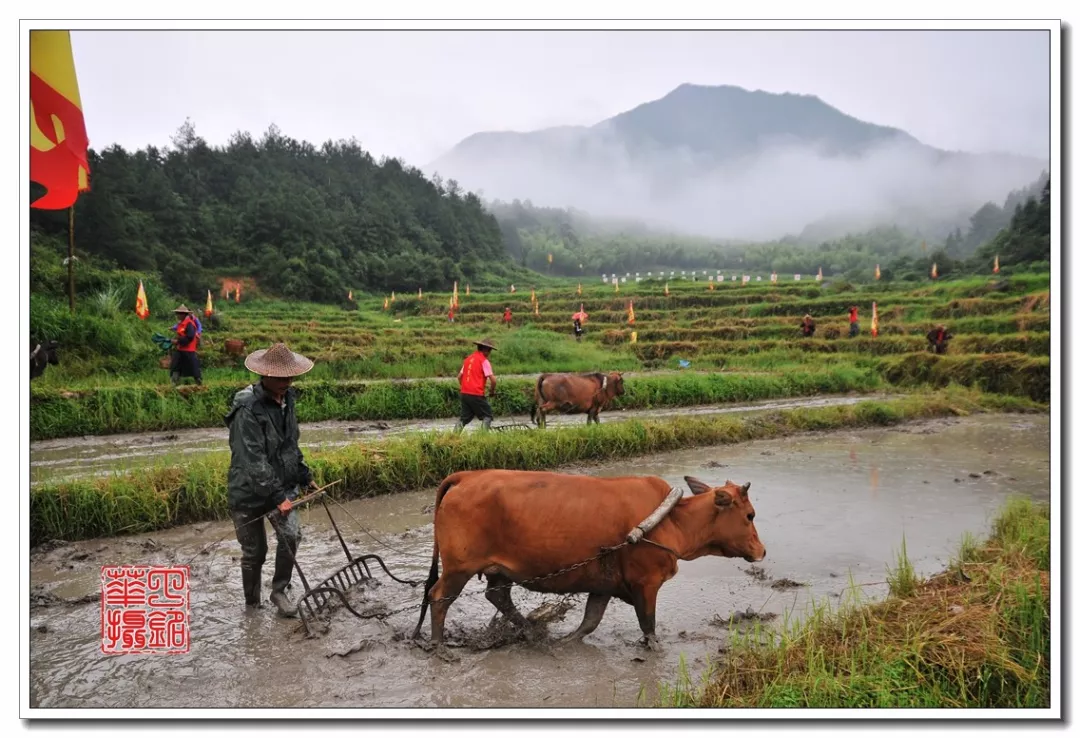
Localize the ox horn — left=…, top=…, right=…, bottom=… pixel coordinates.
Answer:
left=740, top=481, right=751, bottom=498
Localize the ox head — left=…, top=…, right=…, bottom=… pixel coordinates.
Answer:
left=608, top=371, right=625, bottom=397
left=684, top=475, right=765, bottom=563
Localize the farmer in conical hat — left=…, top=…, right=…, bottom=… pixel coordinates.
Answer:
left=169, top=305, right=202, bottom=386
left=800, top=313, right=816, bottom=338
left=225, top=343, right=318, bottom=619
left=454, top=338, right=498, bottom=433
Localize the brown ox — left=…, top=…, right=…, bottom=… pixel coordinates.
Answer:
left=224, top=339, right=246, bottom=356
left=530, top=371, right=624, bottom=428
left=412, top=470, right=765, bottom=654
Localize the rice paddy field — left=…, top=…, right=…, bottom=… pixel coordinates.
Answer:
left=28, top=271, right=1054, bottom=712
left=30, top=272, right=1050, bottom=440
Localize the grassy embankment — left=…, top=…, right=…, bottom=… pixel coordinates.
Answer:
left=653, top=497, right=1050, bottom=709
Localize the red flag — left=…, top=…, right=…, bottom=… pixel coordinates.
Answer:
left=30, top=31, right=90, bottom=209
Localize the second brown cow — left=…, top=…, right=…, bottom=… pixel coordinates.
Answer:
left=530, top=371, right=624, bottom=428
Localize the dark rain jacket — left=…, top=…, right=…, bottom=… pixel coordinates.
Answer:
left=225, top=382, right=312, bottom=512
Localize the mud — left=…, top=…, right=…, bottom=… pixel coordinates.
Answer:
left=30, top=392, right=898, bottom=485
left=28, top=413, right=1048, bottom=709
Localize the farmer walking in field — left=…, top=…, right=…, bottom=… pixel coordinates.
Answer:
left=454, top=338, right=497, bottom=433
left=503, top=306, right=512, bottom=329
left=170, top=305, right=203, bottom=385
left=800, top=313, right=816, bottom=338
left=848, top=305, right=860, bottom=338
left=927, top=324, right=953, bottom=355
left=225, top=343, right=319, bottom=619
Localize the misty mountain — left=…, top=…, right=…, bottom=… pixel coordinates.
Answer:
left=428, top=83, right=1047, bottom=242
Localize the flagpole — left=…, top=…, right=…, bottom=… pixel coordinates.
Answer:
left=68, top=204, right=75, bottom=313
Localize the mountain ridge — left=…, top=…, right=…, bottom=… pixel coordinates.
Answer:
left=428, top=83, right=1046, bottom=241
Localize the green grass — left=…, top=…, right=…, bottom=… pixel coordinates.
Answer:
left=29, top=367, right=885, bottom=440
left=30, top=388, right=1045, bottom=544
left=653, top=497, right=1051, bottom=708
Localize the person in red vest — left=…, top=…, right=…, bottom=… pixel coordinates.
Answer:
left=170, top=304, right=202, bottom=385
left=848, top=305, right=860, bottom=338
left=503, top=307, right=512, bottom=329
left=927, top=324, right=953, bottom=355
left=454, top=338, right=497, bottom=432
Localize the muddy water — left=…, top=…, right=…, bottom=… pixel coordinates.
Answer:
left=28, top=413, right=1048, bottom=709
left=30, top=393, right=897, bottom=485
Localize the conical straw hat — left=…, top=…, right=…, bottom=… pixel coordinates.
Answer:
left=244, top=343, right=315, bottom=378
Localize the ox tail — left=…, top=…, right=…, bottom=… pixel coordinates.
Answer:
left=412, top=472, right=465, bottom=639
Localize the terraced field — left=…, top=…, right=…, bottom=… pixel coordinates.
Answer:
left=30, top=272, right=1051, bottom=440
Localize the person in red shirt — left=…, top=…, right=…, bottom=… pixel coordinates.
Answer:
left=848, top=305, right=860, bottom=338
left=503, top=307, right=512, bottom=329
left=454, top=338, right=497, bottom=432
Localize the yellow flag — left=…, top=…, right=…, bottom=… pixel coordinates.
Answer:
left=664, top=282, right=669, bottom=296
left=615, top=280, right=619, bottom=293
left=816, top=267, right=823, bottom=282
left=205, top=290, right=213, bottom=316
left=534, top=300, right=539, bottom=316
left=627, top=300, right=635, bottom=325
left=135, top=280, right=149, bottom=320
left=383, top=297, right=389, bottom=310
left=391, top=290, right=396, bottom=303
left=418, top=287, right=423, bottom=300
left=466, top=284, right=470, bottom=296
left=577, top=283, right=582, bottom=296
left=630, top=331, right=638, bottom=344
left=931, top=262, right=938, bottom=279
left=30, top=31, right=91, bottom=209
left=875, top=264, right=881, bottom=280
left=548, top=252, right=553, bottom=264
left=993, top=255, right=1000, bottom=274
left=530, top=287, right=536, bottom=304
left=348, top=290, right=353, bottom=301
left=871, top=301, right=879, bottom=337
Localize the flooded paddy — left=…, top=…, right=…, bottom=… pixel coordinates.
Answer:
left=28, top=413, right=1049, bottom=709
left=29, top=392, right=897, bottom=485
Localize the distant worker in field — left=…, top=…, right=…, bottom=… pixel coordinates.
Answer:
left=454, top=338, right=497, bottom=433
left=848, top=305, right=860, bottom=338
left=800, top=313, right=816, bottom=338
left=927, top=324, right=953, bottom=355
left=448, top=305, right=456, bottom=323
left=170, top=305, right=202, bottom=385
left=503, top=307, right=512, bottom=329
left=573, top=317, right=584, bottom=341
left=225, top=343, right=319, bottom=619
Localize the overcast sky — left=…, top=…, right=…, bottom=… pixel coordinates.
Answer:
left=68, top=29, right=1050, bottom=167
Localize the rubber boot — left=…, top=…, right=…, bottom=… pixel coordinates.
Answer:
left=452, top=421, right=465, bottom=434
left=242, top=567, right=262, bottom=609
left=170, top=372, right=181, bottom=386
left=270, top=544, right=299, bottom=619
left=481, top=417, right=492, bottom=432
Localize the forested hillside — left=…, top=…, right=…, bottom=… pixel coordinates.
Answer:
left=487, top=170, right=1051, bottom=282
left=30, top=121, right=513, bottom=300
